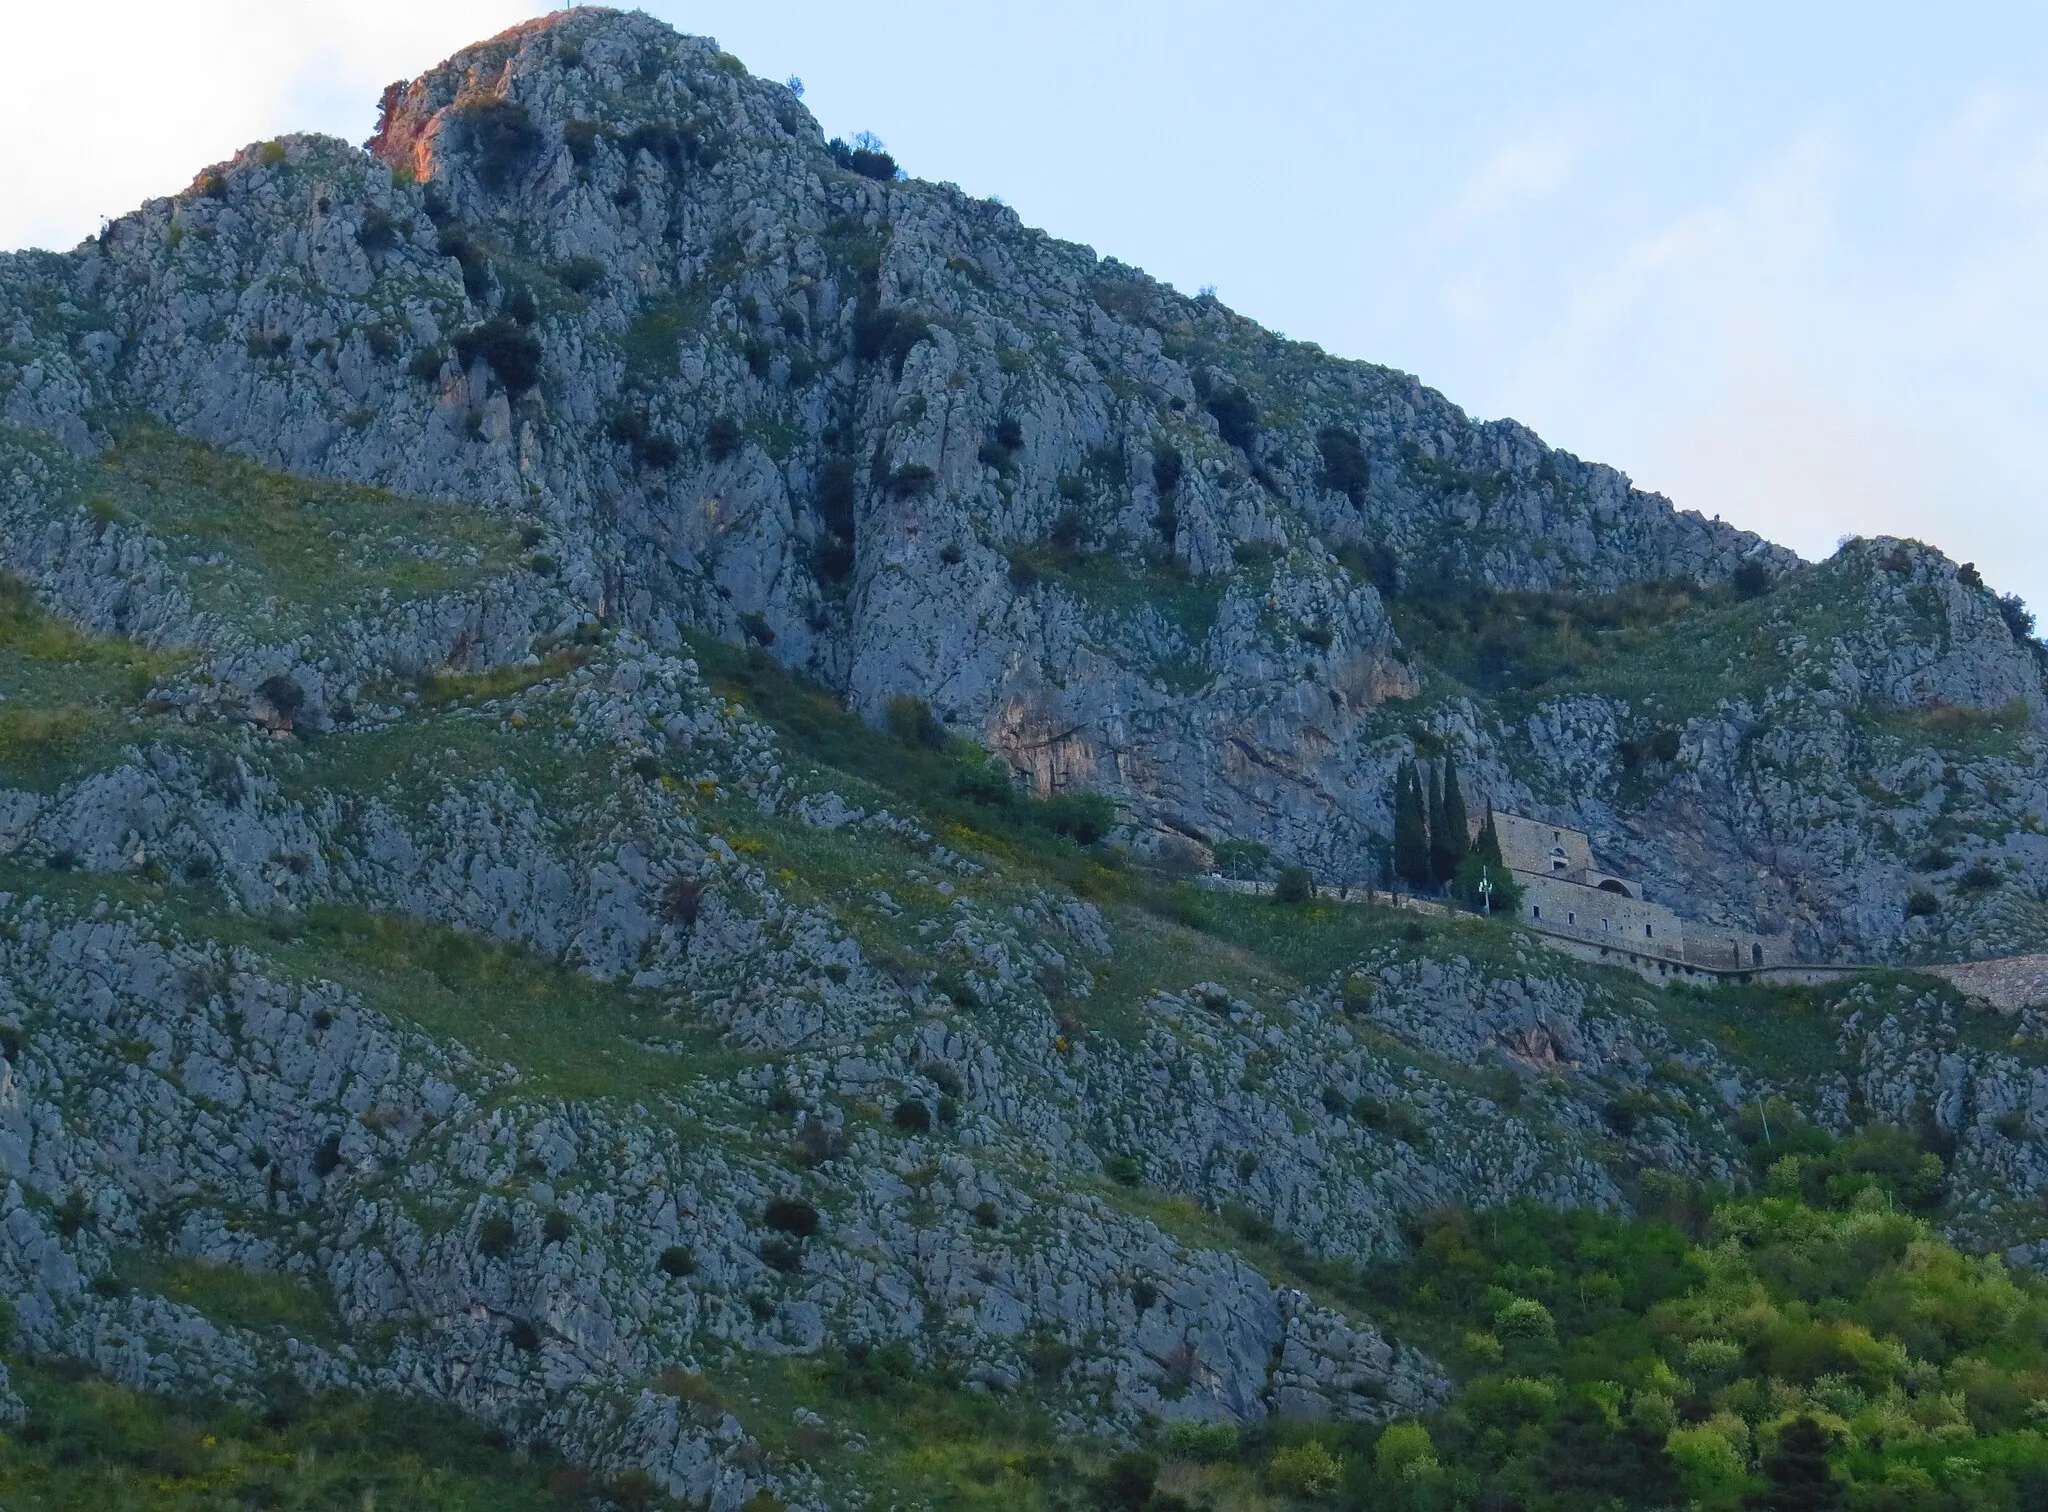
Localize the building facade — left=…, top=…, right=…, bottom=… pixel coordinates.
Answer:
left=1483, top=811, right=1778, bottom=977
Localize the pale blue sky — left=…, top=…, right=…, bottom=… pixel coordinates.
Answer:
left=9, top=2, right=2048, bottom=618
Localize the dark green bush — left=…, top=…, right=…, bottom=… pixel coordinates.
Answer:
left=458, top=98, right=542, bottom=191
left=357, top=209, right=398, bottom=253
left=1906, top=890, right=1940, bottom=918
left=658, top=1245, right=696, bottom=1277
left=706, top=414, right=742, bottom=461
left=312, top=1133, right=342, bottom=1176
left=562, top=118, right=601, bottom=165
left=888, top=463, right=935, bottom=496
left=763, top=1197, right=820, bottom=1238
left=451, top=317, right=542, bottom=394
left=1316, top=426, right=1370, bottom=502
left=816, top=457, right=857, bottom=537
left=478, top=1215, right=516, bottom=1257
left=1206, top=384, right=1257, bottom=450
left=885, top=695, right=948, bottom=751
left=408, top=345, right=449, bottom=382
left=1274, top=865, right=1315, bottom=905
left=1039, top=792, right=1115, bottom=846
left=891, top=1098, right=932, bottom=1132
left=1151, top=441, right=1183, bottom=497
left=552, top=255, right=605, bottom=292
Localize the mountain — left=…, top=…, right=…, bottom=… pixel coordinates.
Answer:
left=0, top=9, right=2046, bottom=1507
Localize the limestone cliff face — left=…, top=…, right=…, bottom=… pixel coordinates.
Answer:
left=1, top=6, right=2041, bottom=954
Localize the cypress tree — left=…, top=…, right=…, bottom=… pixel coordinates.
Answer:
left=1393, top=761, right=1430, bottom=889
left=1427, top=762, right=1453, bottom=885
left=1475, top=803, right=1504, bottom=867
left=1436, top=757, right=1470, bottom=882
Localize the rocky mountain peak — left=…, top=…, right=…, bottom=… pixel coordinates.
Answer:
left=0, top=10, right=2042, bottom=962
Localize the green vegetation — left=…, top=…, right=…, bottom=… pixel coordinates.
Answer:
left=92, top=423, right=525, bottom=629
left=690, top=638, right=1115, bottom=857
left=1333, top=1135, right=2048, bottom=1511
left=110, top=1251, right=340, bottom=1347
left=279, top=904, right=728, bottom=1101
left=1390, top=577, right=1748, bottom=705
left=0, top=1353, right=623, bottom=1510
left=0, top=569, right=188, bottom=789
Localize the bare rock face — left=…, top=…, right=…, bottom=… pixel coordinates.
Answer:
left=0, top=5, right=2041, bottom=954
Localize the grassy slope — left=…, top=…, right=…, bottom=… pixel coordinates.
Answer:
left=7, top=433, right=2046, bottom=1507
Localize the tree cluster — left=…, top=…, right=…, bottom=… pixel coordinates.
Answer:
left=1390, top=757, right=1519, bottom=911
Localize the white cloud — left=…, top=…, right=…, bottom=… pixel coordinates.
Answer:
left=0, top=1, right=542, bottom=250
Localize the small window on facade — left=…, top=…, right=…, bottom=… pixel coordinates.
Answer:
left=1645, top=923, right=1653, bottom=938
left=1602, top=918, right=1610, bottom=931
left=1567, top=911, right=1576, bottom=926
left=1531, top=904, right=1541, bottom=919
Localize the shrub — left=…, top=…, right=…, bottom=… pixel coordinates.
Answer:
left=478, top=1215, right=516, bottom=1257
left=1959, top=861, right=2001, bottom=891
left=1206, top=384, right=1257, bottom=450
left=1166, top=1420, right=1238, bottom=1462
left=1274, top=865, right=1315, bottom=905
left=887, top=463, right=935, bottom=497
left=658, top=1245, right=696, bottom=1277
left=1732, top=558, right=1772, bottom=597
left=762, top=1197, right=819, bottom=1237
left=1025, top=1335, right=1076, bottom=1383
left=506, top=1319, right=541, bottom=1352
left=738, top=610, right=775, bottom=647
left=562, top=118, right=601, bottom=164
left=1103, top=1153, right=1143, bottom=1187
left=891, top=1097, right=932, bottom=1132
left=358, top=209, right=398, bottom=253
left=459, top=98, right=543, bottom=189
left=707, top=414, right=742, bottom=461
left=661, top=875, right=703, bottom=926
left=815, top=457, right=857, bottom=536
left=1492, top=1296, right=1556, bottom=1343
left=451, top=317, right=542, bottom=394
left=1906, top=890, right=1940, bottom=918
left=972, top=1200, right=1000, bottom=1228
left=792, top=1122, right=846, bottom=1167
left=408, top=345, right=449, bottom=382
left=1998, top=592, right=2036, bottom=642
left=1151, top=441, right=1184, bottom=498
left=552, top=255, right=605, bottom=292
left=1604, top=1090, right=1656, bottom=1135
left=1006, top=556, right=1039, bottom=590
left=1039, top=792, right=1115, bottom=846
left=885, top=695, right=948, bottom=751
left=312, top=1133, right=343, bottom=1176
left=1316, top=426, right=1371, bottom=503
left=1375, top=1421, right=1439, bottom=1480
left=1095, top=1452, right=1159, bottom=1510
left=1269, top=1439, right=1342, bottom=1498
left=257, top=674, right=305, bottom=720
left=831, top=134, right=899, bottom=180
left=761, top=1237, right=803, bottom=1273
left=542, top=1212, right=572, bottom=1245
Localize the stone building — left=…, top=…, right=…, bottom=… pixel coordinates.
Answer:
left=1482, top=811, right=1778, bottom=978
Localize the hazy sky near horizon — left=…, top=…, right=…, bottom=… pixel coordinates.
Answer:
left=7, top=2, right=2048, bottom=616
